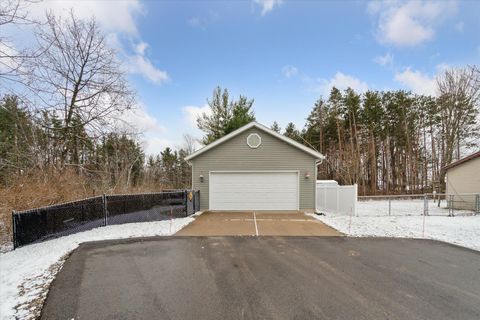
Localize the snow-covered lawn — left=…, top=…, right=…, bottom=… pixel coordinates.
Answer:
left=356, top=198, right=471, bottom=217
left=313, top=200, right=480, bottom=251
left=0, top=216, right=195, bottom=320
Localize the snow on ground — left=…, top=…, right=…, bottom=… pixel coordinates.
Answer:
left=0, top=242, right=13, bottom=254
left=313, top=200, right=480, bottom=251
left=355, top=199, right=470, bottom=217
left=0, top=216, right=195, bottom=320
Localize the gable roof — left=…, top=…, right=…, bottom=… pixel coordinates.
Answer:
left=443, top=151, right=480, bottom=171
left=185, top=122, right=325, bottom=161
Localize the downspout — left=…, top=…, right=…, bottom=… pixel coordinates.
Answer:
left=315, top=156, right=326, bottom=213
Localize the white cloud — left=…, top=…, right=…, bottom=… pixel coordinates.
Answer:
left=182, top=104, right=211, bottom=128
left=114, top=104, right=173, bottom=155
left=127, top=54, right=170, bottom=85
left=367, top=0, right=457, bottom=46
left=317, top=72, right=369, bottom=95
left=282, top=65, right=298, bottom=78
left=28, top=0, right=169, bottom=85
left=135, top=42, right=149, bottom=55
left=115, top=103, right=166, bottom=135
left=30, top=0, right=143, bottom=35
left=187, top=17, right=203, bottom=28
left=0, top=41, right=20, bottom=73
left=186, top=12, right=219, bottom=29
left=188, top=17, right=201, bottom=26
left=394, top=68, right=437, bottom=96
left=105, top=37, right=169, bottom=85
left=373, top=52, right=394, bottom=66
left=253, top=0, right=283, bottom=16
left=143, top=137, right=175, bottom=155
left=281, top=66, right=370, bottom=95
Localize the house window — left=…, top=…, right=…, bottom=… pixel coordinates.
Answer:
left=247, top=133, right=262, bottom=149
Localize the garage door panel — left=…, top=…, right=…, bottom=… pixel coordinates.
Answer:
left=210, top=172, right=298, bottom=210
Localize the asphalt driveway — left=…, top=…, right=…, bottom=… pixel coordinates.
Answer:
left=41, top=237, right=480, bottom=320
left=176, top=211, right=341, bottom=236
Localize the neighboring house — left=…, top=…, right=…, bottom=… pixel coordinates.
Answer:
left=444, top=151, right=480, bottom=211
left=185, top=122, right=325, bottom=212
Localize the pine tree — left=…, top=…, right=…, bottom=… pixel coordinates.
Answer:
left=271, top=121, right=281, bottom=133
left=283, top=122, right=301, bottom=142
left=197, top=87, right=255, bottom=144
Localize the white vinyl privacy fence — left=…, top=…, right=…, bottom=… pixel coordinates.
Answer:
left=316, top=183, right=357, bottom=215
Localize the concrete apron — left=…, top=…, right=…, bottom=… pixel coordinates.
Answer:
left=175, top=211, right=342, bottom=236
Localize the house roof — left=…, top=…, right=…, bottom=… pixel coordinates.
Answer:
left=185, top=122, right=325, bottom=161
left=443, top=151, right=480, bottom=171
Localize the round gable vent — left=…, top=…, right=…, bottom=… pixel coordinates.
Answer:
left=247, top=133, right=262, bottom=149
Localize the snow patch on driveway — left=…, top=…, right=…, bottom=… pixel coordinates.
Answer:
left=0, top=217, right=194, bottom=320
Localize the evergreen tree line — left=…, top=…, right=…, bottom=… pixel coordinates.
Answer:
left=0, top=95, right=192, bottom=190
left=274, top=66, right=479, bottom=195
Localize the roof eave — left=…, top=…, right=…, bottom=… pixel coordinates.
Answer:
left=185, top=122, right=325, bottom=161
left=443, top=151, right=480, bottom=171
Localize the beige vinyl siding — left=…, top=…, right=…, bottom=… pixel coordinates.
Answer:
left=446, top=157, right=480, bottom=210
left=191, top=128, right=317, bottom=211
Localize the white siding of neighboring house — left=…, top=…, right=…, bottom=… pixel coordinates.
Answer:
left=446, top=157, right=480, bottom=210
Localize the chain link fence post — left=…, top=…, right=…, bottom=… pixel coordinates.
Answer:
left=423, top=194, right=428, bottom=216
left=476, top=194, right=480, bottom=215
left=102, top=193, right=108, bottom=226
left=388, top=198, right=391, bottom=216
left=12, top=210, right=16, bottom=250
left=448, top=194, right=454, bottom=217
left=193, top=191, right=196, bottom=214
left=185, top=190, right=188, bottom=217
left=196, top=190, right=200, bottom=212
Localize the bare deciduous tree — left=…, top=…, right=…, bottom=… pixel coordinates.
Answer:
left=31, top=11, right=135, bottom=166
left=0, top=0, right=38, bottom=83
left=436, top=65, right=480, bottom=180
left=182, top=134, right=198, bottom=155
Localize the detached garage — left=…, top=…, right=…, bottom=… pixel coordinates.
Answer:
left=185, top=122, right=325, bottom=212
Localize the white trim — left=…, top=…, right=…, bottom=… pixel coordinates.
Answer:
left=314, top=160, right=318, bottom=212
left=191, top=164, right=194, bottom=189
left=253, top=211, right=259, bottom=236
left=247, top=133, right=262, bottom=149
left=210, top=170, right=300, bottom=173
left=185, top=122, right=325, bottom=161
left=208, top=170, right=300, bottom=211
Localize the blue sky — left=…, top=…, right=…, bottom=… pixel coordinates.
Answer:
left=12, top=0, right=480, bottom=154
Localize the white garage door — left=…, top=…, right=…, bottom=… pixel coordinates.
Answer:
left=209, top=171, right=299, bottom=210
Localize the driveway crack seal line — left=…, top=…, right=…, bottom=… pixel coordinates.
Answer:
left=253, top=211, right=259, bottom=236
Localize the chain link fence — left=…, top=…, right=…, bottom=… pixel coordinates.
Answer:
left=356, top=193, right=479, bottom=217
left=12, top=190, right=200, bottom=249
left=317, top=193, right=479, bottom=248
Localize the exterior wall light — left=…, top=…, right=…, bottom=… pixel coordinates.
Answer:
left=199, top=174, right=204, bottom=182
left=305, top=172, right=310, bottom=179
